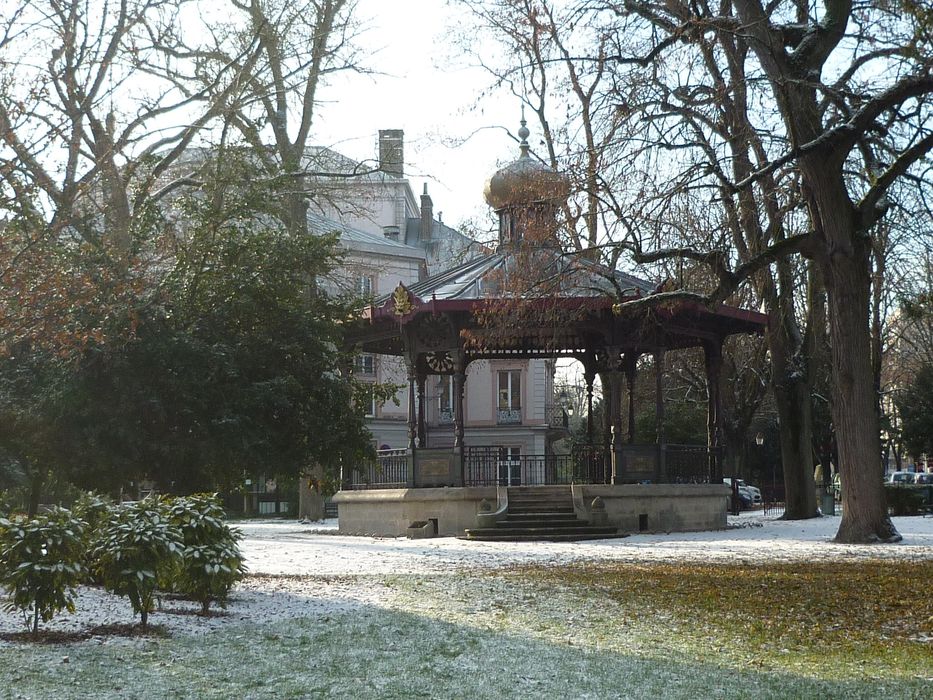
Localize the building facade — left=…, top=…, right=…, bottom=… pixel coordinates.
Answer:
left=320, top=130, right=558, bottom=473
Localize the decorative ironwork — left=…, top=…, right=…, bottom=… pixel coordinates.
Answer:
left=438, top=408, right=454, bottom=425
left=496, top=408, right=522, bottom=425
left=392, top=283, right=415, bottom=317
left=347, top=444, right=716, bottom=490
left=416, top=314, right=450, bottom=349
left=426, top=350, right=453, bottom=373
left=350, top=448, right=409, bottom=489
left=664, top=444, right=722, bottom=484
left=545, top=403, right=570, bottom=428
left=463, top=446, right=611, bottom=487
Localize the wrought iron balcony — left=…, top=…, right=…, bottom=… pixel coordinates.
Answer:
left=496, top=408, right=522, bottom=425
left=545, top=403, right=571, bottom=429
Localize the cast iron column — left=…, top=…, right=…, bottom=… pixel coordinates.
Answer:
left=406, top=360, right=417, bottom=487
left=654, top=349, right=665, bottom=482
left=453, top=361, right=466, bottom=484
left=599, top=371, right=612, bottom=452
left=624, top=353, right=639, bottom=444
left=703, top=339, right=724, bottom=483
left=416, top=371, right=427, bottom=448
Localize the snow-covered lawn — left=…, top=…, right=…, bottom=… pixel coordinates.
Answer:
left=1, top=513, right=931, bottom=699
left=240, top=511, right=933, bottom=577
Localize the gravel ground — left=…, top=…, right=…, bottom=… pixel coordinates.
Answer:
left=2, top=512, right=932, bottom=641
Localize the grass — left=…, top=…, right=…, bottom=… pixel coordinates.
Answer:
left=0, top=560, right=931, bottom=699
left=516, top=560, right=933, bottom=675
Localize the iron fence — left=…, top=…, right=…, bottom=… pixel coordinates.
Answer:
left=348, top=448, right=409, bottom=489
left=762, top=484, right=785, bottom=516
left=346, top=444, right=719, bottom=489
left=464, top=445, right=611, bottom=487
left=664, top=444, right=721, bottom=484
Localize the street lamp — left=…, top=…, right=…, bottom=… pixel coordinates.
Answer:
left=557, top=388, right=573, bottom=427
left=756, top=432, right=774, bottom=508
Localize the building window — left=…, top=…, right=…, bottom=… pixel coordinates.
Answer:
left=497, top=370, right=521, bottom=424
left=438, top=376, right=454, bottom=424
left=363, top=384, right=376, bottom=418
left=354, top=353, right=376, bottom=376
left=498, top=446, right=521, bottom=485
left=357, top=274, right=374, bottom=297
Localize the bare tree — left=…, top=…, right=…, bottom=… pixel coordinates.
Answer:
left=457, top=0, right=823, bottom=518
left=603, top=0, right=933, bottom=542
left=460, top=0, right=933, bottom=541
left=0, top=0, right=265, bottom=357
left=149, top=0, right=368, bottom=238
left=0, top=1, right=260, bottom=248
left=454, top=0, right=642, bottom=255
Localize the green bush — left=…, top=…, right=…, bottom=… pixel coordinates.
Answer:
left=91, top=496, right=182, bottom=629
left=884, top=484, right=926, bottom=516
left=72, top=492, right=113, bottom=533
left=164, top=493, right=246, bottom=614
left=0, top=508, right=86, bottom=636
left=72, top=492, right=113, bottom=583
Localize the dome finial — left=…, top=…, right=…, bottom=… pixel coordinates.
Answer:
left=518, top=105, right=530, bottom=158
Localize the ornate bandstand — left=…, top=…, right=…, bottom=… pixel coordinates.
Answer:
left=335, top=118, right=766, bottom=538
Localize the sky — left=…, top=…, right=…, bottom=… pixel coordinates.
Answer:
left=310, top=1, right=520, bottom=230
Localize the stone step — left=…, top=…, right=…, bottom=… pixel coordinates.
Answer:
left=462, top=485, right=607, bottom=542
left=498, top=519, right=589, bottom=529
left=506, top=495, right=574, bottom=503
left=508, top=495, right=574, bottom=505
left=503, top=513, right=579, bottom=522
left=508, top=493, right=573, bottom=501
left=507, top=503, right=575, bottom=512
left=463, top=527, right=622, bottom=542
left=507, top=486, right=572, bottom=494
left=465, top=524, right=618, bottom=537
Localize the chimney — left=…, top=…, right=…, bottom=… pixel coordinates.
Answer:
left=378, top=129, right=404, bottom=177
left=420, top=183, right=433, bottom=243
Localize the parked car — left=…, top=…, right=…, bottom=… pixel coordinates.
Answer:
left=886, top=471, right=917, bottom=485
left=723, top=478, right=760, bottom=509
left=740, top=480, right=763, bottom=504
left=915, top=472, right=933, bottom=485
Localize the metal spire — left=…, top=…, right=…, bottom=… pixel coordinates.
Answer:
left=518, top=105, right=530, bottom=158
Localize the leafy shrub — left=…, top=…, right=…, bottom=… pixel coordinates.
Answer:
left=164, top=493, right=246, bottom=614
left=0, top=508, right=86, bottom=635
left=72, top=492, right=113, bottom=533
left=91, top=497, right=182, bottom=629
left=0, top=490, right=12, bottom=516
left=884, top=484, right=926, bottom=516
left=72, top=492, right=113, bottom=583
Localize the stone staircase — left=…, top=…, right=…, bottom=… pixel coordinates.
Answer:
left=463, top=486, right=620, bottom=542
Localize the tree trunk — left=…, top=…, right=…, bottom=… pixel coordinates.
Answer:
left=723, top=434, right=744, bottom=478
left=773, top=377, right=817, bottom=519
left=27, top=467, right=45, bottom=518
left=298, top=470, right=325, bottom=521
left=826, top=250, right=900, bottom=542
left=797, top=153, right=900, bottom=542
left=765, top=306, right=817, bottom=520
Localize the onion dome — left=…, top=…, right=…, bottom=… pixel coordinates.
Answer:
left=483, top=114, right=570, bottom=210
